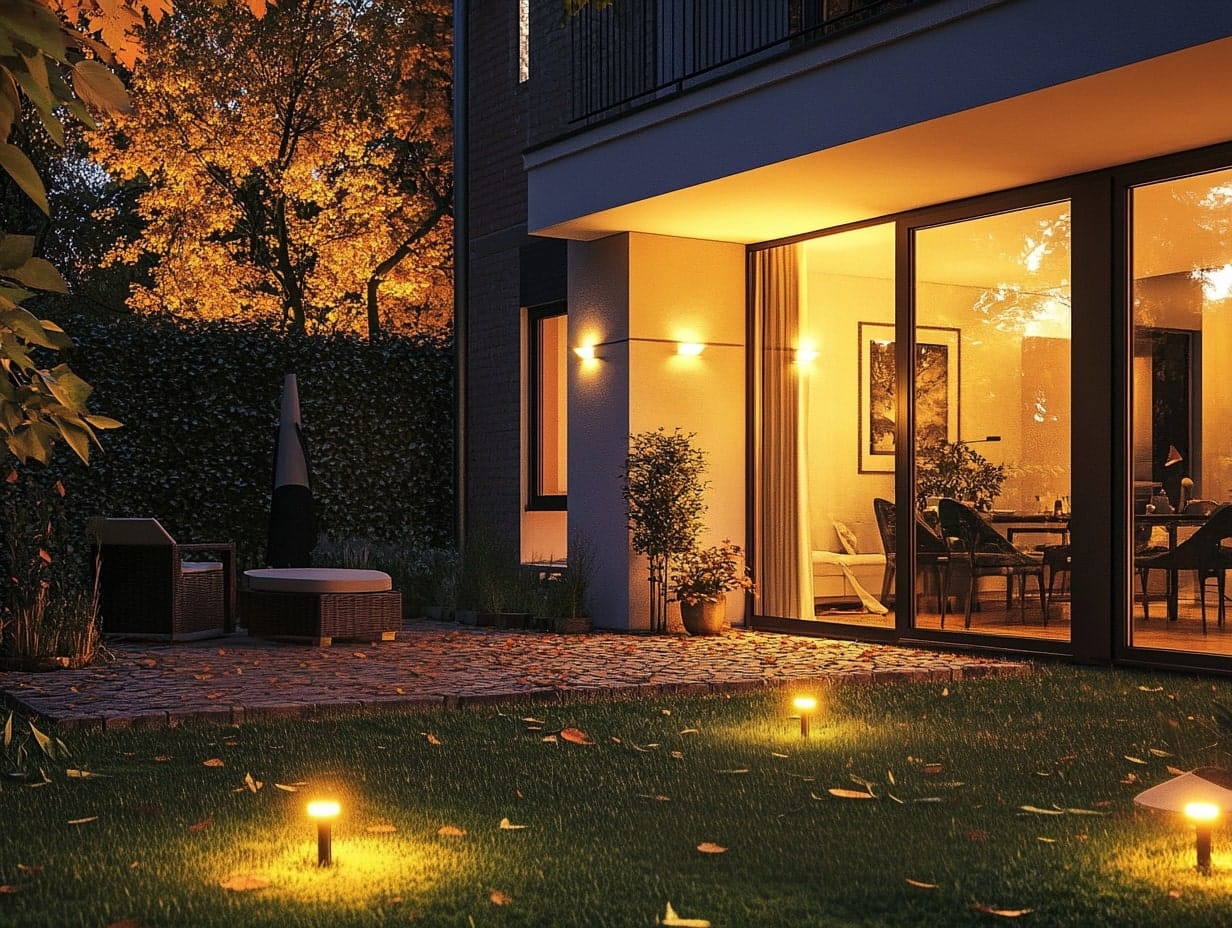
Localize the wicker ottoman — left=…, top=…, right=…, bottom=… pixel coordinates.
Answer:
left=242, top=568, right=401, bottom=646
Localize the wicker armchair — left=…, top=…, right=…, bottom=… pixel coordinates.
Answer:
left=90, top=518, right=235, bottom=639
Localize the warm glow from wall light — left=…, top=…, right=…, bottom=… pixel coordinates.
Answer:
left=574, top=344, right=596, bottom=360
left=796, top=347, right=819, bottom=364
left=1186, top=802, right=1220, bottom=823
left=677, top=342, right=705, bottom=356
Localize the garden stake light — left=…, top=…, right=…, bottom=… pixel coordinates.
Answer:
left=793, top=695, right=817, bottom=738
left=1186, top=802, right=1218, bottom=875
left=307, top=800, right=340, bottom=867
left=1135, top=767, right=1232, bottom=875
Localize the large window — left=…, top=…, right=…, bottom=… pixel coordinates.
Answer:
left=1129, top=166, right=1232, bottom=656
left=914, top=202, right=1072, bottom=641
left=529, top=304, right=567, bottom=510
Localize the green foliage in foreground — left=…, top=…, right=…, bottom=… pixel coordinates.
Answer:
left=2, top=666, right=1232, bottom=927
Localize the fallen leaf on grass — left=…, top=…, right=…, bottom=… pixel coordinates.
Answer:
left=188, top=816, right=212, bottom=832
left=971, top=903, right=1033, bottom=917
left=1121, top=773, right=1140, bottom=785
left=219, top=874, right=269, bottom=892
left=679, top=728, right=699, bottom=735
left=922, top=763, right=943, bottom=775
left=771, top=752, right=789, bottom=759
left=1019, top=805, right=1064, bottom=816
left=437, top=825, right=466, bottom=837
left=828, top=788, right=875, bottom=800
left=422, top=732, right=441, bottom=745
left=905, top=879, right=937, bottom=889
left=153, top=755, right=173, bottom=763
left=661, top=710, right=672, bottom=716
left=696, top=842, right=727, bottom=854
left=716, top=768, right=749, bottom=775
left=670, top=751, right=685, bottom=760
left=67, top=817, right=98, bottom=826
left=16, top=864, right=42, bottom=875
left=561, top=728, right=595, bottom=745
left=106, top=919, right=141, bottom=928
left=499, top=818, right=528, bottom=830
left=521, top=717, right=545, bottom=725
left=490, top=890, right=512, bottom=906
left=274, top=783, right=299, bottom=792
left=0, top=885, right=18, bottom=894
left=66, top=769, right=107, bottom=779
left=541, top=735, right=557, bottom=744
left=660, top=901, right=709, bottom=927
left=366, top=824, right=397, bottom=834
left=1038, top=837, right=1057, bottom=843
left=202, top=758, right=225, bottom=768
left=243, top=772, right=263, bottom=793
left=1166, top=765, right=1186, bottom=777
left=1149, top=748, right=1173, bottom=757
left=1138, top=685, right=1164, bottom=692
left=1124, top=756, right=1148, bottom=765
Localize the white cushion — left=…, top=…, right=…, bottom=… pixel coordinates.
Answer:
left=812, top=550, right=886, bottom=568
left=182, top=561, right=222, bottom=574
left=244, top=568, right=392, bottom=593
left=832, top=520, right=860, bottom=555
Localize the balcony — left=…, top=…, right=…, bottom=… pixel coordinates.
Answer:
left=570, top=0, right=933, bottom=124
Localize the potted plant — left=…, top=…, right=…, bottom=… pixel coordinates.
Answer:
left=672, top=540, right=754, bottom=635
left=915, top=440, right=1006, bottom=510
left=621, top=428, right=708, bottom=633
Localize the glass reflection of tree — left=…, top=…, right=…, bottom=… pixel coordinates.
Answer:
left=972, top=212, right=1071, bottom=333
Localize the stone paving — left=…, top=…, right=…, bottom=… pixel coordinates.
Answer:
left=0, top=620, right=1030, bottom=731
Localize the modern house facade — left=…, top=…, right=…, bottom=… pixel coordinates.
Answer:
left=457, top=0, right=1232, bottom=672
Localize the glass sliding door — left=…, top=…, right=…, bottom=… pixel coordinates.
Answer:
left=1130, top=166, right=1232, bottom=656
left=753, top=223, right=896, bottom=625
left=914, top=202, right=1072, bottom=640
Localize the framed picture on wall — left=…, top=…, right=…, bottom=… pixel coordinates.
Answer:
left=858, top=322, right=961, bottom=474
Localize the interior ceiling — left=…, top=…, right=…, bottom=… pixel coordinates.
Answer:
left=537, top=36, right=1232, bottom=287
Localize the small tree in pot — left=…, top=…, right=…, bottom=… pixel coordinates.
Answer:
left=621, top=428, right=708, bottom=633
left=916, top=440, right=1006, bottom=510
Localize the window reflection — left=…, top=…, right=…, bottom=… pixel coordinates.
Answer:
left=1130, top=167, right=1232, bottom=655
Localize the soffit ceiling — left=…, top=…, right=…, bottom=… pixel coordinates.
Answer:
left=537, top=37, right=1232, bottom=287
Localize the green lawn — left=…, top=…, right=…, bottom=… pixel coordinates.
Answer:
left=2, top=665, right=1231, bottom=927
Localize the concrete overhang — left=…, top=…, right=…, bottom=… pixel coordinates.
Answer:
left=527, top=8, right=1232, bottom=245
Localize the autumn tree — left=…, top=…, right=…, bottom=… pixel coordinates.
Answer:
left=90, top=0, right=453, bottom=339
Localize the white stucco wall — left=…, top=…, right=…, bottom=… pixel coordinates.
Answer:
left=568, top=233, right=747, bottom=630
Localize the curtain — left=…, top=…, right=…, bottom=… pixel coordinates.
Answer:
left=755, top=245, right=814, bottom=619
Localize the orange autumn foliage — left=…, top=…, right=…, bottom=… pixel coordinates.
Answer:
left=87, top=0, right=453, bottom=339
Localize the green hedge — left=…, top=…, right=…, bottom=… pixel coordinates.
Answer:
left=38, top=309, right=455, bottom=573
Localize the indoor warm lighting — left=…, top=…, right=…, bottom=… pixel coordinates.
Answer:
left=574, top=344, right=596, bottom=360
left=307, top=800, right=341, bottom=867
left=793, top=695, right=817, bottom=738
left=796, top=346, right=819, bottom=365
left=1186, top=802, right=1219, bottom=874
left=676, top=341, right=705, bottom=356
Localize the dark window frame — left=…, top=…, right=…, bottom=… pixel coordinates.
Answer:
left=528, top=302, right=568, bottom=512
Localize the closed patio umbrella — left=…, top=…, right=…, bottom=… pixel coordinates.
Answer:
left=266, top=373, right=314, bottom=567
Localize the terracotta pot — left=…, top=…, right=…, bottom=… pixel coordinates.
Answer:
left=679, top=599, right=727, bottom=635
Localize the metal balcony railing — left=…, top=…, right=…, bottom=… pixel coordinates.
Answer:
left=571, top=0, right=929, bottom=123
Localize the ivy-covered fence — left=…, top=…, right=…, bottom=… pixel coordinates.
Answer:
left=42, top=310, right=455, bottom=572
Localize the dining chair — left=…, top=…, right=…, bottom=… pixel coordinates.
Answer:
left=1135, top=502, right=1232, bottom=631
left=937, top=498, right=1046, bottom=629
left=872, top=498, right=949, bottom=616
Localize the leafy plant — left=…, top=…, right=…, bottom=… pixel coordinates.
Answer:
left=622, top=428, right=708, bottom=632
left=2, top=710, right=71, bottom=783
left=915, top=439, right=1006, bottom=508
left=538, top=534, right=595, bottom=620
left=672, top=539, right=754, bottom=606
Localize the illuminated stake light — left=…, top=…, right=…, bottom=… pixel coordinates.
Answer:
left=676, top=342, right=705, bottom=356
left=793, top=695, right=817, bottom=738
left=307, top=800, right=341, bottom=867
left=1186, top=802, right=1219, bottom=875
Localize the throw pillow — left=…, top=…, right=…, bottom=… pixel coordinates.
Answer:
left=833, top=521, right=860, bottom=556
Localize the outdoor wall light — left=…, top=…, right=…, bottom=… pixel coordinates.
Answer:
left=1135, top=767, right=1232, bottom=875
left=792, top=695, right=817, bottom=738
left=574, top=344, right=596, bottom=360
left=307, top=799, right=341, bottom=867
left=795, top=347, right=819, bottom=365
left=676, top=342, right=705, bottom=356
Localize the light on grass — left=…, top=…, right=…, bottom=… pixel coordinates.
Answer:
left=1135, top=767, right=1232, bottom=876
left=792, top=695, right=817, bottom=738
left=307, top=800, right=341, bottom=867
left=1186, top=802, right=1219, bottom=875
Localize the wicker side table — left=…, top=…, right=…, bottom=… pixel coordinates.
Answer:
left=242, top=569, right=401, bottom=646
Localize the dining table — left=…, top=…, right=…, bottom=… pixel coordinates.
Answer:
left=985, top=510, right=1071, bottom=545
